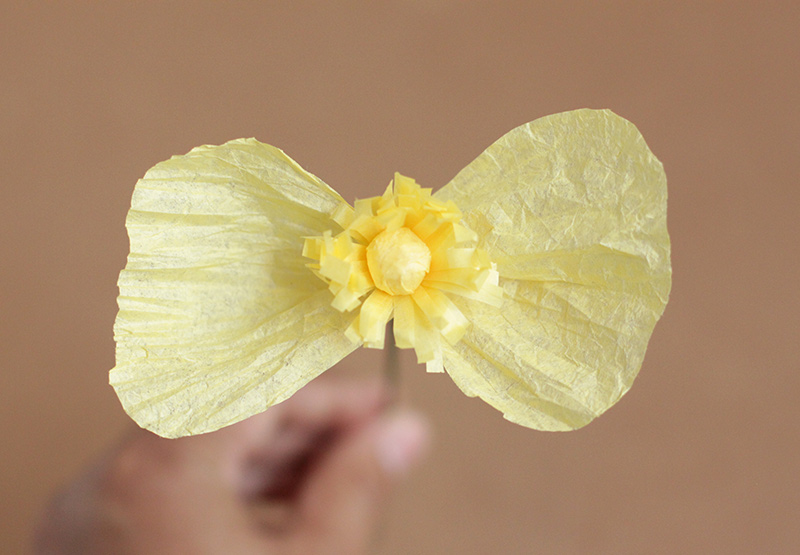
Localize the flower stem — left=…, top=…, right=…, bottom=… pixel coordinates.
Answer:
left=385, top=320, right=400, bottom=400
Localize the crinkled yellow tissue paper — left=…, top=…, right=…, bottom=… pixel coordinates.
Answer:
left=110, top=109, right=671, bottom=438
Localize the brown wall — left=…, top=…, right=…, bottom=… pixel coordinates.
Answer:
left=2, top=2, right=798, bottom=553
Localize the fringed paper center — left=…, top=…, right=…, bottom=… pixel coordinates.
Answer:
left=303, top=173, right=502, bottom=371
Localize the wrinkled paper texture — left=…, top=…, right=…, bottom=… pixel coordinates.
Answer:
left=111, top=141, right=358, bottom=437
left=436, top=109, right=670, bottom=430
left=111, top=109, right=670, bottom=437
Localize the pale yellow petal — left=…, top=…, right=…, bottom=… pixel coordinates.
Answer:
left=358, top=289, right=394, bottom=348
left=111, top=139, right=356, bottom=438
left=436, top=109, right=671, bottom=430
left=392, top=295, right=416, bottom=349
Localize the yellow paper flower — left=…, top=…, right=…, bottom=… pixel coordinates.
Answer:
left=111, top=109, right=671, bottom=438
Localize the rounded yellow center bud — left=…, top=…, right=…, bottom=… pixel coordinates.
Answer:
left=366, top=227, right=431, bottom=295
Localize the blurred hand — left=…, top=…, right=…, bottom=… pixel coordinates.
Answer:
left=36, top=379, right=429, bottom=554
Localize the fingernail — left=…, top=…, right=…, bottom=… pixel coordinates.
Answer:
left=376, top=411, right=430, bottom=476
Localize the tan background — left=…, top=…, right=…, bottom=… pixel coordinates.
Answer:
left=2, top=2, right=798, bottom=553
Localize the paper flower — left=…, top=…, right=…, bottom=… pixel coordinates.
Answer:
left=111, top=109, right=671, bottom=438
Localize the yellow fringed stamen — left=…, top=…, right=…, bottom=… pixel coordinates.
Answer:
left=304, top=172, right=502, bottom=366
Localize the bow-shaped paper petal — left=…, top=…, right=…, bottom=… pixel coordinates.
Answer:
left=110, top=109, right=670, bottom=437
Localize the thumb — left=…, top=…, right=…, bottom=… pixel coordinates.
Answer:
left=296, top=410, right=429, bottom=554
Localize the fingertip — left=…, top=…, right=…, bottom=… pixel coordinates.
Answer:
left=282, top=377, right=391, bottom=427
left=375, top=410, right=431, bottom=478
left=293, top=406, right=430, bottom=552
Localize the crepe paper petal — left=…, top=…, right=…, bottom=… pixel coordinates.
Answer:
left=111, top=139, right=358, bottom=437
left=435, top=109, right=671, bottom=430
